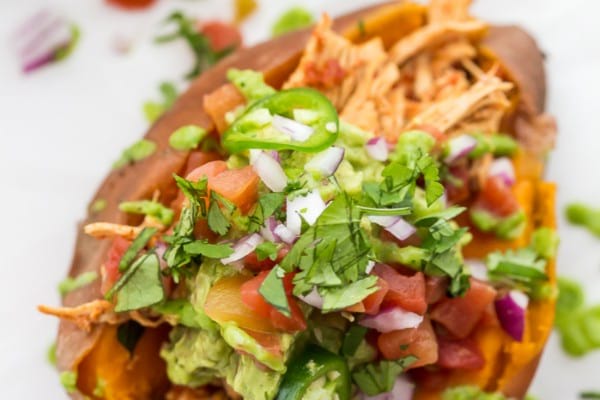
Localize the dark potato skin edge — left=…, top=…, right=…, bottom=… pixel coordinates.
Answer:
left=56, top=4, right=551, bottom=400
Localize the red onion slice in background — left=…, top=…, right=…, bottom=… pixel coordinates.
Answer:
left=495, top=290, right=529, bottom=341
left=369, top=215, right=416, bottom=241
left=305, top=146, right=345, bottom=177
left=444, top=134, right=477, bottom=164
left=298, top=287, right=324, bottom=309
left=488, top=157, right=516, bottom=186
left=465, top=259, right=489, bottom=282
left=220, top=234, right=263, bottom=265
left=365, top=137, right=389, bottom=162
left=359, top=307, right=424, bottom=333
left=251, top=151, right=288, bottom=192
left=286, top=190, right=326, bottom=235
left=274, top=224, right=296, bottom=244
left=272, top=115, right=314, bottom=142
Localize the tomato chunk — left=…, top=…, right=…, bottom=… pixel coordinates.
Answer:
left=445, top=164, right=470, bottom=204
left=209, top=166, right=259, bottom=213
left=425, top=276, right=448, bottom=305
left=362, top=278, right=389, bottom=315
left=430, top=279, right=497, bottom=338
left=478, top=176, right=519, bottom=217
left=200, top=21, right=242, bottom=52
left=240, top=271, right=306, bottom=332
left=378, top=318, right=438, bottom=368
left=374, top=264, right=427, bottom=315
left=243, top=246, right=289, bottom=271
left=102, top=237, right=131, bottom=294
left=437, top=335, right=485, bottom=370
left=186, top=160, right=228, bottom=182
left=184, top=152, right=222, bottom=175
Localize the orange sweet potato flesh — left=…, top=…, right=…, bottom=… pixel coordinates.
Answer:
left=55, top=2, right=554, bottom=399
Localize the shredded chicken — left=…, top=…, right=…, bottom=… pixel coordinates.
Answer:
left=84, top=222, right=143, bottom=240
left=129, top=310, right=166, bottom=328
left=428, top=0, right=472, bottom=23
left=38, top=300, right=116, bottom=331
left=389, top=20, right=486, bottom=66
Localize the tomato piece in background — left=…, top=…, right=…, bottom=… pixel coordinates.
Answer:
left=378, top=318, right=438, bottom=368
left=209, top=166, right=259, bottom=213
left=362, top=278, right=389, bottom=315
left=373, top=264, right=427, bottom=315
left=425, top=276, right=448, bottom=305
left=436, top=335, right=485, bottom=370
left=184, top=151, right=222, bottom=175
left=445, top=164, right=471, bottom=204
left=240, top=271, right=272, bottom=318
left=101, top=237, right=131, bottom=294
left=105, top=0, right=155, bottom=10
left=199, top=21, right=242, bottom=52
left=430, top=278, right=497, bottom=339
left=477, top=176, right=519, bottom=217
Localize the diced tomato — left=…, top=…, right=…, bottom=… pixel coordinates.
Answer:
left=437, top=335, right=485, bottom=370
left=378, top=318, right=438, bottom=368
left=373, top=264, right=427, bottom=315
left=101, top=237, right=131, bottom=294
left=430, top=278, right=497, bottom=338
left=105, top=0, right=155, bottom=10
left=445, top=164, right=470, bottom=204
left=345, top=302, right=366, bottom=313
left=243, top=246, right=289, bottom=271
left=203, top=84, right=246, bottom=133
left=209, top=166, right=259, bottom=213
left=477, top=176, right=519, bottom=217
left=199, top=21, right=242, bottom=52
left=240, top=271, right=306, bottom=332
left=362, top=278, right=389, bottom=315
left=425, top=276, right=448, bottom=305
left=186, top=160, right=229, bottom=182
left=184, top=152, right=222, bottom=175
left=245, top=330, right=282, bottom=356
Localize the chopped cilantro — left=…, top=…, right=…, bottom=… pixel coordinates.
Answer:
left=351, top=356, right=417, bottom=395
left=93, top=378, right=106, bottom=397
left=173, top=174, right=208, bottom=209
left=119, top=200, right=174, bottom=226
left=118, top=227, right=157, bottom=272
left=271, top=7, right=314, bottom=37
left=169, top=125, right=207, bottom=151
left=153, top=299, right=214, bottom=329
left=112, top=139, right=157, bottom=169
left=156, top=12, right=235, bottom=79
left=116, top=320, right=145, bottom=355
left=486, top=248, right=547, bottom=292
left=247, top=192, right=285, bottom=233
left=207, top=192, right=235, bottom=235
left=163, top=205, right=198, bottom=281
left=143, top=81, right=178, bottom=123
left=60, top=371, right=78, bottom=394
left=183, top=240, right=234, bottom=258
left=89, top=198, right=107, bottom=214
left=256, top=241, right=279, bottom=261
left=342, top=325, right=368, bottom=357
left=58, top=271, right=98, bottom=296
left=320, top=276, right=378, bottom=311
left=259, top=266, right=290, bottom=317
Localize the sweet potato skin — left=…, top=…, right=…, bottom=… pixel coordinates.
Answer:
left=55, top=2, right=554, bottom=399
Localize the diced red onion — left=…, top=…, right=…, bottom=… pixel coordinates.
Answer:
left=465, top=259, right=489, bottom=282
left=286, top=190, right=326, bottom=235
left=259, top=216, right=279, bottom=242
left=305, top=146, right=345, bottom=177
left=274, top=224, right=296, bottom=244
left=369, top=215, right=416, bottom=241
left=368, top=215, right=398, bottom=228
left=365, top=260, right=375, bottom=274
left=251, top=151, right=288, bottom=192
left=495, top=290, right=528, bottom=341
left=298, top=287, right=324, bottom=309
left=362, top=376, right=415, bottom=400
left=359, top=307, right=424, bottom=333
left=154, top=242, right=169, bottom=271
left=365, top=137, right=389, bottom=162
left=220, top=234, right=263, bottom=265
left=488, top=157, right=516, bottom=186
left=272, top=115, right=314, bottom=142
left=444, top=135, right=477, bottom=164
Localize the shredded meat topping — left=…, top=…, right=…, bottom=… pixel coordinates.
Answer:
left=38, top=300, right=116, bottom=332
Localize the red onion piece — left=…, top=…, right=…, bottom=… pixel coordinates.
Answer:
left=259, top=216, right=279, bottom=242
left=220, top=234, right=263, bottom=265
left=444, top=135, right=477, bottom=164
left=495, top=290, right=528, bottom=341
left=305, top=146, right=345, bottom=177
left=298, top=287, right=324, bottom=309
left=274, top=224, right=296, bottom=244
left=359, top=307, right=424, bottom=333
left=365, top=260, right=375, bottom=274
left=286, top=190, right=326, bottom=235
left=365, top=137, right=389, bottom=162
left=385, top=218, right=417, bottom=241
left=251, top=151, right=288, bottom=192
left=465, top=259, right=489, bottom=282
left=362, top=376, right=415, bottom=400
left=488, top=157, right=516, bottom=186
left=272, top=115, right=314, bottom=142
left=368, top=215, right=398, bottom=228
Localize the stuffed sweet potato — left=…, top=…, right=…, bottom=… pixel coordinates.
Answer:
left=40, top=1, right=557, bottom=399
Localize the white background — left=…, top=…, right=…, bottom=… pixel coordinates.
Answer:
left=1, top=0, right=599, bottom=398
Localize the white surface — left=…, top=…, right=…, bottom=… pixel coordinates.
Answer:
left=1, top=0, right=599, bottom=398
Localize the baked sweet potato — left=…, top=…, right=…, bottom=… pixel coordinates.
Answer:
left=46, top=1, right=556, bottom=399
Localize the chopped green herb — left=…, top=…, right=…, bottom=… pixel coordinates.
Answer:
left=351, top=356, right=417, bottom=395
left=169, top=125, right=207, bottom=151
left=143, top=81, right=178, bottom=123
left=207, top=192, right=235, bottom=235
left=247, top=192, right=285, bottom=233
left=183, top=240, right=234, bottom=258
left=272, top=7, right=314, bottom=37
left=320, top=276, right=378, bottom=311
left=153, top=299, right=213, bottom=329
left=163, top=204, right=199, bottom=282
left=156, top=12, right=235, bottom=79
left=173, top=174, right=208, bottom=210
left=90, top=198, right=107, bottom=214
left=119, top=200, right=174, bottom=226
left=118, top=227, right=157, bottom=272
left=486, top=248, right=548, bottom=292
left=342, top=325, right=368, bottom=357
left=116, top=320, right=145, bottom=355
left=113, top=139, right=157, bottom=169
left=259, top=266, right=290, bottom=317
left=566, top=203, right=600, bottom=237
left=256, top=241, right=280, bottom=261
left=47, top=342, right=57, bottom=367
left=58, top=271, right=98, bottom=296
left=60, top=371, right=78, bottom=394
left=93, top=378, right=106, bottom=398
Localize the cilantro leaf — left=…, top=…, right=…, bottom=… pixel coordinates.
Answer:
left=116, top=320, right=145, bottom=355
left=256, top=241, right=279, bottom=261
left=342, top=325, right=368, bottom=357
left=486, top=248, right=548, bottom=292
left=118, top=227, right=157, bottom=272
left=173, top=174, right=208, bottom=210
left=58, top=271, right=98, bottom=296
left=259, top=266, right=291, bottom=317
left=111, top=253, right=165, bottom=312
left=352, top=356, right=417, bottom=395
left=163, top=205, right=198, bottom=281
left=320, top=275, right=378, bottom=312
left=119, top=200, right=174, bottom=225
left=183, top=240, right=234, bottom=258
left=207, top=192, right=235, bottom=235
left=247, top=192, right=285, bottom=233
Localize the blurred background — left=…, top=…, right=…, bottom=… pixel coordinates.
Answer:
left=1, top=0, right=599, bottom=398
